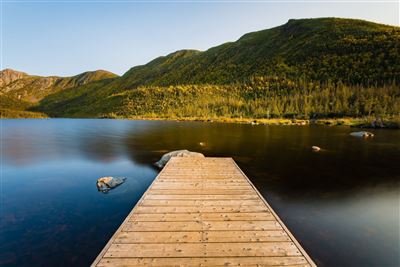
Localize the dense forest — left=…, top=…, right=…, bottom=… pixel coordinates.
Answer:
left=122, top=79, right=399, bottom=119
left=37, top=76, right=399, bottom=121
left=1, top=18, right=399, bottom=124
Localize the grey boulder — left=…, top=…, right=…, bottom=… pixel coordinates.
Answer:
left=154, top=150, right=205, bottom=168
left=97, top=176, right=127, bottom=193
left=350, top=131, right=374, bottom=138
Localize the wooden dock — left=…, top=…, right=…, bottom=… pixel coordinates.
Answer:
left=92, top=157, right=316, bottom=266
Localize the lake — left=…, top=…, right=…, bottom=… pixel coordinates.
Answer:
left=1, top=119, right=399, bottom=266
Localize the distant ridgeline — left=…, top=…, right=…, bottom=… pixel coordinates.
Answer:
left=1, top=18, right=399, bottom=119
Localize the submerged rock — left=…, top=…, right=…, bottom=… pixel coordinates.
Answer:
left=312, top=146, right=321, bottom=152
left=97, top=176, right=126, bottom=193
left=154, top=150, right=205, bottom=168
left=350, top=131, right=374, bottom=138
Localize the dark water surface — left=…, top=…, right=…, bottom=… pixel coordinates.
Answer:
left=1, top=119, right=399, bottom=266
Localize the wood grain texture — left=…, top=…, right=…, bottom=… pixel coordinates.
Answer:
left=91, top=157, right=316, bottom=267
left=96, top=257, right=311, bottom=267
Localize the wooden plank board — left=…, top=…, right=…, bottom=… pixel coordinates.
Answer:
left=140, top=199, right=264, bottom=206
left=150, top=184, right=253, bottom=190
left=204, top=230, right=291, bottom=242
left=91, top=157, right=316, bottom=267
left=96, top=257, right=311, bottom=267
left=144, top=194, right=259, bottom=200
left=129, top=212, right=275, bottom=222
left=123, top=221, right=282, bottom=231
left=115, top=231, right=203, bottom=243
left=148, top=189, right=256, bottom=195
left=114, top=230, right=290, bottom=243
left=159, top=175, right=246, bottom=180
left=157, top=179, right=248, bottom=182
left=135, top=205, right=270, bottom=213
left=104, top=242, right=301, bottom=257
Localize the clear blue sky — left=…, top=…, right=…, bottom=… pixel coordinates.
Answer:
left=2, top=0, right=399, bottom=77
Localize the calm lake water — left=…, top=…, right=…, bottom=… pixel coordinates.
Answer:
left=1, top=119, right=399, bottom=266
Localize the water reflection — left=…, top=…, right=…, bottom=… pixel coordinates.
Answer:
left=122, top=121, right=400, bottom=198
left=1, top=119, right=399, bottom=266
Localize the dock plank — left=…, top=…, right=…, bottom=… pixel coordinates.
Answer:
left=114, top=230, right=290, bottom=243
left=140, top=199, right=264, bottom=206
left=96, top=257, right=311, bottom=267
left=134, top=205, right=270, bottom=213
left=144, top=194, right=259, bottom=200
left=129, top=212, right=275, bottom=222
left=123, top=221, right=282, bottom=232
left=91, top=157, right=316, bottom=266
left=104, top=242, right=301, bottom=258
left=148, top=189, right=256, bottom=195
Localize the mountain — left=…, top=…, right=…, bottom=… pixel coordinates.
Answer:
left=0, top=69, right=29, bottom=87
left=0, top=69, right=118, bottom=117
left=113, top=17, right=399, bottom=89
left=0, top=69, right=117, bottom=103
left=2, top=18, right=399, bottom=119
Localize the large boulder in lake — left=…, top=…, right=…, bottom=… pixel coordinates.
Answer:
left=154, top=150, right=205, bottom=168
left=97, top=176, right=126, bottom=193
left=312, top=146, right=321, bottom=152
left=350, top=131, right=374, bottom=138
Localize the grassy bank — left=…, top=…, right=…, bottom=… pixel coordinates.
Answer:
left=0, top=108, right=48, bottom=119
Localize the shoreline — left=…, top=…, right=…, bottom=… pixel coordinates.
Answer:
left=2, top=110, right=399, bottom=129
left=119, top=116, right=399, bottom=128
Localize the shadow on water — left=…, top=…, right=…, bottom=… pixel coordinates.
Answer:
left=1, top=119, right=399, bottom=266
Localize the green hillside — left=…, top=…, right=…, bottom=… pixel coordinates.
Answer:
left=2, top=18, right=399, bottom=121
left=114, top=17, right=399, bottom=88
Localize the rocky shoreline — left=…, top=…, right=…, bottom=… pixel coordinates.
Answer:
left=117, top=116, right=400, bottom=129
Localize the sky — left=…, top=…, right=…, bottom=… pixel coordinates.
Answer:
left=1, top=0, right=399, bottom=77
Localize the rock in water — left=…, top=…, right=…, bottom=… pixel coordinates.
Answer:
left=312, top=146, right=321, bottom=152
left=350, top=131, right=374, bottom=138
left=154, top=150, right=205, bottom=168
left=97, top=176, right=127, bottom=193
